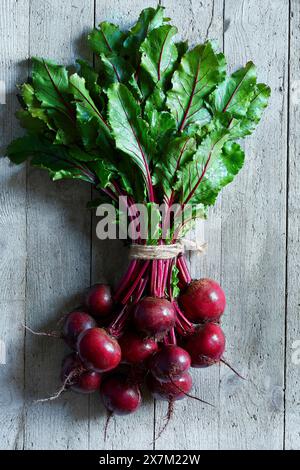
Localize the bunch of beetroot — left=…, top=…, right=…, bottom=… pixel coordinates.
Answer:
left=57, top=256, right=228, bottom=418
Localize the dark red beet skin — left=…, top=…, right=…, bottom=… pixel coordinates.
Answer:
left=101, top=374, right=141, bottom=415
left=61, top=353, right=101, bottom=394
left=63, top=310, right=96, bottom=349
left=185, top=322, right=225, bottom=367
left=179, top=278, right=226, bottom=322
left=147, top=371, right=193, bottom=401
left=134, top=297, right=176, bottom=337
left=77, top=327, right=121, bottom=372
left=150, top=345, right=191, bottom=382
left=119, top=331, right=158, bottom=364
left=85, top=284, right=113, bottom=318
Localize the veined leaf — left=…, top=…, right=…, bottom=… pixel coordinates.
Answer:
left=100, top=54, right=134, bottom=89
left=107, top=83, right=154, bottom=193
left=69, top=73, right=111, bottom=151
left=227, top=82, right=271, bottom=139
left=175, top=126, right=230, bottom=205
left=31, top=58, right=75, bottom=121
left=88, top=22, right=125, bottom=56
left=6, top=135, right=95, bottom=183
left=167, top=42, right=225, bottom=132
left=156, top=136, right=196, bottom=198
left=140, top=25, right=178, bottom=85
left=76, top=59, right=102, bottom=102
left=124, top=6, right=166, bottom=67
left=211, top=61, right=257, bottom=117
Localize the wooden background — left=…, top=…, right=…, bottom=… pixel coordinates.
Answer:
left=0, top=0, right=299, bottom=450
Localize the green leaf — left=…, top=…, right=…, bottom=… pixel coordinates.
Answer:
left=16, top=109, right=48, bottom=134
left=76, top=59, right=102, bottom=102
left=211, top=61, right=257, bottom=117
left=155, top=136, right=196, bottom=198
left=6, top=135, right=95, bottom=183
left=88, top=22, right=125, bottom=56
left=69, top=73, right=111, bottom=151
left=226, top=82, right=271, bottom=139
left=107, top=83, right=154, bottom=187
left=177, top=130, right=245, bottom=206
left=148, top=111, right=176, bottom=157
left=124, top=6, right=166, bottom=67
left=171, top=265, right=180, bottom=298
left=167, top=42, right=225, bottom=131
left=175, top=126, right=230, bottom=205
left=100, top=54, right=134, bottom=89
left=140, top=25, right=178, bottom=85
left=89, top=159, right=115, bottom=187
left=31, top=58, right=75, bottom=120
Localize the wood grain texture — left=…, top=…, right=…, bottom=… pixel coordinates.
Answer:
left=285, top=0, right=300, bottom=450
left=89, top=0, right=159, bottom=451
left=220, top=0, right=288, bottom=450
left=156, top=0, right=224, bottom=450
left=24, top=0, right=93, bottom=450
left=0, top=0, right=29, bottom=450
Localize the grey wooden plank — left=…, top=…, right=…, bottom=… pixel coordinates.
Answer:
left=89, top=0, right=159, bottom=451
left=155, top=0, right=224, bottom=450
left=24, top=0, right=93, bottom=450
left=0, top=0, right=29, bottom=450
left=220, top=0, right=287, bottom=450
left=285, top=0, right=300, bottom=450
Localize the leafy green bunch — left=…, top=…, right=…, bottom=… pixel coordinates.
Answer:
left=6, top=5, right=270, bottom=237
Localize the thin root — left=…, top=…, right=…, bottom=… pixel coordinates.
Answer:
left=34, top=370, right=77, bottom=403
left=104, top=411, right=113, bottom=442
left=168, top=375, right=214, bottom=407
left=154, top=401, right=174, bottom=442
left=22, top=323, right=61, bottom=338
left=221, top=358, right=246, bottom=380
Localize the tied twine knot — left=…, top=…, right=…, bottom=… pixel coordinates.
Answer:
left=129, top=239, right=208, bottom=260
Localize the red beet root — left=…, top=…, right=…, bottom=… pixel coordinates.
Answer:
left=61, top=353, right=101, bottom=394
left=63, top=310, right=96, bottom=349
left=179, top=278, right=226, bottom=322
left=101, top=374, right=142, bottom=415
left=134, top=297, right=175, bottom=337
left=119, top=331, right=158, bottom=364
left=77, top=327, right=121, bottom=372
left=185, top=322, right=225, bottom=367
left=150, top=345, right=191, bottom=382
left=147, top=371, right=193, bottom=401
left=85, top=284, right=113, bottom=317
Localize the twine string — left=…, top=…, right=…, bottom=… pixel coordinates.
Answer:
left=129, top=239, right=208, bottom=260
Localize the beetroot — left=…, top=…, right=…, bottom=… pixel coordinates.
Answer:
left=134, top=297, right=175, bottom=337
left=179, top=278, right=226, bottom=322
left=85, top=284, right=113, bottom=317
left=150, top=345, right=191, bottom=382
left=63, top=310, right=96, bottom=349
left=119, top=331, right=158, bottom=364
left=61, top=353, right=101, bottom=394
left=77, top=327, right=121, bottom=372
left=147, top=371, right=193, bottom=401
left=101, top=374, right=142, bottom=415
left=185, top=322, right=225, bottom=367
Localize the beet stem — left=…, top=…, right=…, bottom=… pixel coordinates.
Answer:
left=121, top=261, right=150, bottom=304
